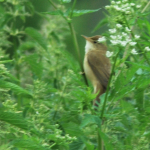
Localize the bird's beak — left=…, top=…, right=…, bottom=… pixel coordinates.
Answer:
left=81, top=35, right=91, bottom=42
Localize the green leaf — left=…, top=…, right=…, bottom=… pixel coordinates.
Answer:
left=42, top=10, right=61, bottom=15
left=25, top=27, right=47, bottom=51
left=98, top=130, right=114, bottom=150
left=24, top=54, right=43, bottom=79
left=0, top=110, right=28, bottom=130
left=72, top=9, right=101, bottom=17
left=126, top=61, right=150, bottom=71
left=80, top=114, right=101, bottom=128
left=12, top=139, right=47, bottom=150
left=120, top=100, right=135, bottom=113
left=92, top=18, right=108, bottom=33
left=136, top=77, right=150, bottom=88
left=0, top=60, right=13, bottom=64
left=0, top=80, right=32, bottom=96
left=18, top=41, right=36, bottom=51
left=135, top=88, right=145, bottom=112
left=69, top=139, right=85, bottom=150
left=63, top=122, right=83, bottom=137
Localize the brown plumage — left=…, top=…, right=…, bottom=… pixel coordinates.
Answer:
left=82, top=35, right=111, bottom=106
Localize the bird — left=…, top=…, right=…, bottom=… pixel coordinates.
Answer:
left=82, top=35, right=111, bottom=106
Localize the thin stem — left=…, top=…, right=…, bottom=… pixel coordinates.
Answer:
left=141, top=1, right=150, bottom=13
left=47, top=0, right=88, bottom=86
left=68, top=23, right=89, bottom=85
left=69, top=0, right=77, bottom=18
left=100, top=50, right=120, bottom=119
left=48, top=0, right=57, bottom=9
left=97, top=129, right=103, bottom=150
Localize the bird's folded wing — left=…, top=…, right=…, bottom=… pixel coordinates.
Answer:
left=87, top=50, right=110, bottom=89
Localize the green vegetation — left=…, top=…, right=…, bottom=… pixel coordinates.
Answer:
left=0, top=0, right=150, bottom=149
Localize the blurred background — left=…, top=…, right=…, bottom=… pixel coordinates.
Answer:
left=26, top=0, right=110, bottom=60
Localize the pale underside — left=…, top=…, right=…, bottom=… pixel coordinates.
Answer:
left=84, top=40, right=111, bottom=98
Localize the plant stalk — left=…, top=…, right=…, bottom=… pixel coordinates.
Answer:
left=48, top=0, right=88, bottom=85
left=100, top=50, right=120, bottom=119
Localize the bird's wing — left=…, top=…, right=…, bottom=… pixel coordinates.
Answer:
left=87, top=50, right=111, bottom=89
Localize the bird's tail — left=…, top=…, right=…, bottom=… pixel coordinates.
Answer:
left=93, top=86, right=106, bottom=107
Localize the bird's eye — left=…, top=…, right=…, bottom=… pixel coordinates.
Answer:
left=93, top=41, right=97, bottom=43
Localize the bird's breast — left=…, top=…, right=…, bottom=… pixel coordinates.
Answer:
left=84, top=54, right=99, bottom=85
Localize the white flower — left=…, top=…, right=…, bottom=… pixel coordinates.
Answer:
left=116, top=1, right=121, bottom=4
left=110, top=35, right=117, bottom=39
left=122, top=32, right=128, bottom=37
left=123, top=0, right=127, bottom=3
left=120, top=41, right=127, bottom=46
left=109, top=28, right=116, bottom=34
left=123, top=3, right=129, bottom=8
left=116, top=24, right=122, bottom=28
left=125, top=27, right=131, bottom=32
left=136, top=5, right=141, bottom=8
left=106, top=51, right=113, bottom=57
left=129, top=42, right=137, bottom=46
left=110, top=40, right=119, bottom=45
left=105, top=5, right=110, bottom=9
left=113, top=5, right=121, bottom=11
left=145, top=47, right=150, bottom=51
left=126, top=11, right=131, bottom=14
left=131, top=49, right=138, bottom=55
left=125, top=7, right=131, bottom=11
left=97, top=36, right=106, bottom=43
left=130, top=3, right=135, bottom=6
left=111, top=1, right=115, bottom=4
left=121, top=8, right=126, bottom=12
left=135, top=35, right=140, bottom=39
left=126, top=38, right=132, bottom=43
left=117, top=35, right=122, bottom=39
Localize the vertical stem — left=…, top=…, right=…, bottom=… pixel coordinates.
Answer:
left=68, top=23, right=88, bottom=85
left=98, top=130, right=104, bottom=150
left=48, top=0, right=88, bottom=85
left=69, top=0, right=77, bottom=18
left=100, top=50, right=120, bottom=119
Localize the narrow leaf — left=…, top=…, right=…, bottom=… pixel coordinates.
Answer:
left=0, top=60, right=13, bottom=64
left=72, top=9, right=100, bottom=17
left=25, top=27, right=47, bottom=51
left=126, top=61, right=150, bottom=71
left=0, top=110, right=28, bottom=130
left=18, top=41, right=36, bottom=51
left=12, top=139, right=47, bottom=150
left=25, top=54, right=43, bottom=79
left=80, top=114, right=101, bottom=128
left=0, top=80, right=32, bottom=96
left=92, top=18, right=108, bottom=33
left=42, top=10, right=61, bottom=15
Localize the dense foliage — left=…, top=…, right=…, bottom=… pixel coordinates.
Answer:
left=0, top=0, right=150, bottom=150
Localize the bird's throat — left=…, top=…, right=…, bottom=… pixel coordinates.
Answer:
left=85, top=40, right=95, bottom=53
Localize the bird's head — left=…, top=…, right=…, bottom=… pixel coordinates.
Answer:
left=82, top=35, right=107, bottom=53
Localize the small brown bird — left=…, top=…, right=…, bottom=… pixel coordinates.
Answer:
left=82, top=35, right=111, bottom=106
